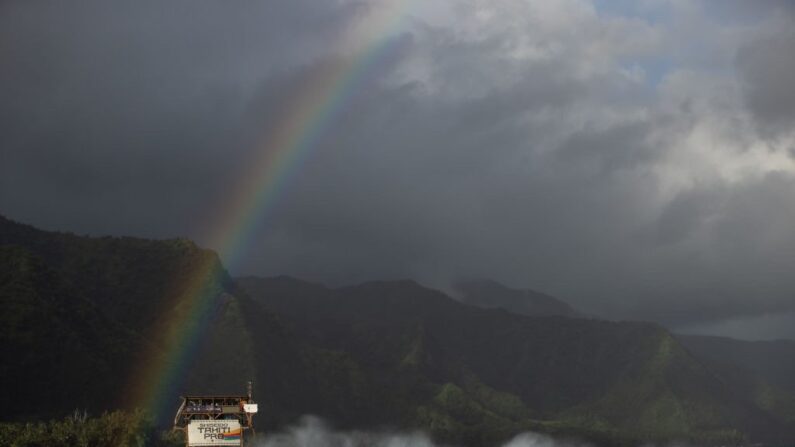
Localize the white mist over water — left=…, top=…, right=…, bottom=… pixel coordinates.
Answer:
left=255, top=416, right=588, bottom=447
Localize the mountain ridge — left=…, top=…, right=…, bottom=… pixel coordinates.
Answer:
left=2, top=215, right=795, bottom=446
left=454, top=278, right=579, bottom=318
left=237, top=275, right=794, bottom=445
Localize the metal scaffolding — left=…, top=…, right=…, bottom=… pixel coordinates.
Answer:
left=173, top=382, right=258, bottom=447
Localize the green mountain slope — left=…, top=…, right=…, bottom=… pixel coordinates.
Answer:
left=236, top=277, right=792, bottom=445
left=3, top=215, right=795, bottom=446
left=0, top=245, right=134, bottom=419
left=678, top=335, right=795, bottom=395
left=0, top=216, right=255, bottom=419
left=678, top=335, right=795, bottom=426
left=0, top=216, right=225, bottom=333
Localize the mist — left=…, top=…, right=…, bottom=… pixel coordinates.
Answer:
left=255, top=416, right=589, bottom=447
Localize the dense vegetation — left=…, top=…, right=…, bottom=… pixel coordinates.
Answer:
left=236, top=276, right=795, bottom=446
left=0, top=215, right=237, bottom=419
left=0, top=410, right=182, bottom=447
left=3, top=215, right=795, bottom=446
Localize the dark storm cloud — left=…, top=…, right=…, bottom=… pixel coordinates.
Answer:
left=0, top=0, right=359, bottom=237
left=239, top=2, right=795, bottom=330
left=736, top=32, right=795, bottom=137
left=2, top=0, right=795, bottom=338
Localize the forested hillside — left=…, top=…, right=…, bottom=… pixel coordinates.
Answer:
left=3, top=216, right=795, bottom=446
left=237, top=276, right=795, bottom=446
left=0, top=216, right=252, bottom=419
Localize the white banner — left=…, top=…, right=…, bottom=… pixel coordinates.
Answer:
left=188, top=420, right=242, bottom=446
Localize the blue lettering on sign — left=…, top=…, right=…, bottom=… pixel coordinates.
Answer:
left=196, top=423, right=232, bottom=440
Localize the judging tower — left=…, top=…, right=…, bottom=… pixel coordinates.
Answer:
left=173, top=381, right=258, bottom=447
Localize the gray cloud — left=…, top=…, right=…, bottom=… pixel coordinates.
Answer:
left=2, top=0, right=795, bottom=338
left=0, top=0, right=358, bottom=237
left=736, top=31, right=795, bottom=137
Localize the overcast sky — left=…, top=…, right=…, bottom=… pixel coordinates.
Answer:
left=2, top=0, right=795, bottom=339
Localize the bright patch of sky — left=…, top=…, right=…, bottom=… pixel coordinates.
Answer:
left=595, top=0, right=673, bottom=85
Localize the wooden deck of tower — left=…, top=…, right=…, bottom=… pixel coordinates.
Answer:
left=173, top=382, right=258, bottom=447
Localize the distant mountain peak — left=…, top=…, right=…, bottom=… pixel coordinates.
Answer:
left=453, top=278, right=578, bottom=318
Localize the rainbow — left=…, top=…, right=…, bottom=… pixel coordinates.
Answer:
left=223, top=429, right=242, bottom=441
left=124, top=1, right=417, bottom=423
